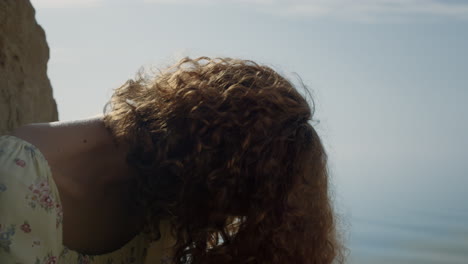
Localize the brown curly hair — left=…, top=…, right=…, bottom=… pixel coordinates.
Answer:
left=103, top=57, right=343, bottom=264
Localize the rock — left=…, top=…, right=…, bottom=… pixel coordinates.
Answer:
left=0, top=0, right=58, bottom=134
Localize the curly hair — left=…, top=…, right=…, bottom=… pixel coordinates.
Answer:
left=103, top=57, right=343, bottom=264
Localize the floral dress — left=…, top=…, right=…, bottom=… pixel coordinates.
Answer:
left=0, top=136, right=174, bottom=264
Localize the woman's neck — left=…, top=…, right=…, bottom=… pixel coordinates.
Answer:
left=12, top=115, right=145, bottom=254
left=15, top=116, right=131, bottom=188
left=50, top=117, right=133, bottom=190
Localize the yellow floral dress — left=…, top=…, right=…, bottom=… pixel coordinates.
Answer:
left=0, top=136, right=174, bottom=264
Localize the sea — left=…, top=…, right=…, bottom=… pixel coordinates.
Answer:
left=334, top=157, right=468, bottom=264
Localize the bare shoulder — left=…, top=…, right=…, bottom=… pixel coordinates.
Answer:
left=10, top=122, right=57, bottom=161
left=10, top=117, right=111, bottom=165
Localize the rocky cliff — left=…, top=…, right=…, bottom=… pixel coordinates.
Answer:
left=0, top=0, right=58, bottom=134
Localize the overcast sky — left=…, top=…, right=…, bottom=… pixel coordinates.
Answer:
left=30, top=0, right=468, bottom=219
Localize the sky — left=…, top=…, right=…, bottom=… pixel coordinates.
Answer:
left=30, top=0, right=468, bottom=260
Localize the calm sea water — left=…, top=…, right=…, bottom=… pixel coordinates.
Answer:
left=347, top=204, right=468, bottom=264
left=336, top=159, right=468, bottom=264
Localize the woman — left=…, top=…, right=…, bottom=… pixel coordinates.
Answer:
left=0, top=57, right=343, bottom=263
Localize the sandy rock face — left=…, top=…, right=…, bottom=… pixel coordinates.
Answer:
left=0, top=0, right=58, bottom=134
